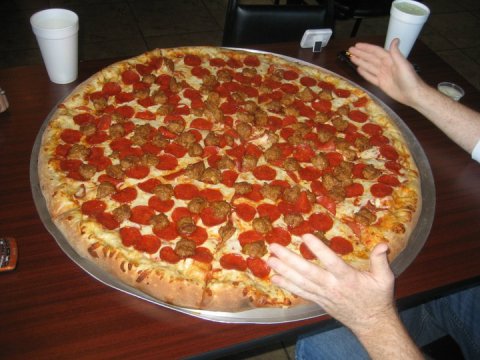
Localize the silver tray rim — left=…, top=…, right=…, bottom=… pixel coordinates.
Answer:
left=30, top=47, right=435, bottom=324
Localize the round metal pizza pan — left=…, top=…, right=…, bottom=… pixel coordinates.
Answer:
left=30, top=48, right=435, bottom=324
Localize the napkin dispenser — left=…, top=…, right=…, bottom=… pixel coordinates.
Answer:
left=300, top=29, right=332, bottom=52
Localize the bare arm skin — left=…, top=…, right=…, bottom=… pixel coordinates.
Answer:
left=268, top=235, right=423, bottom=360
left=348, top=38, right=480, bottom=154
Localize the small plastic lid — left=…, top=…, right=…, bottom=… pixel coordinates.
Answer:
left=437, top=82, right=465, bottom=101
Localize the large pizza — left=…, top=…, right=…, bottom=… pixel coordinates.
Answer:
left=38, top=47, right=421, bottom=311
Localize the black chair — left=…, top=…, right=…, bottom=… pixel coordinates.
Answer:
left=334, top=0, right=394, bottom=37
left=222, top=0, right=335, bottom=47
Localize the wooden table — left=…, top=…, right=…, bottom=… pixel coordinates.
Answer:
left=1, top=37, right=480, bottom=359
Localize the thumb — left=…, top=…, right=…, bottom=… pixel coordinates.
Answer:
left=369, top=243, right=393, bottom=279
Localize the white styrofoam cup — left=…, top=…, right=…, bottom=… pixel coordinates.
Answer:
left=30, top=9, right=79, bottom=84
left=384, top=0, right=430, bottom=57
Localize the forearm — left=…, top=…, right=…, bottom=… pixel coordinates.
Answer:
left=352, top=308, right=424, bottom=360
left=408, top=83, right=480, bottom=154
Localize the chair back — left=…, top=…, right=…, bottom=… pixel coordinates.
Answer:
left=222, top=0, right=335, bottom=47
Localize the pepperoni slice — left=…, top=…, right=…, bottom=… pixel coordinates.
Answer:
left=185, top=226, right=208, bottom=246
left=370, top=183, right=393, bottom=198
left=295, top=192, right=312, bottom=214
left=300, top=76, right=316, bottom=87
left=115, top=105, right=135, bottom=119
left=148, top=196, right=174, bottom=212
left=112, top=187, right=137, bottom=203
left=110, top=138, right=132, bottom=152
left=243, top=184, right=264, bottom=202
left=138, top=178, right=161, bottom=193
left=300, top=242, right=316, bottom=260
left=98, top=174, right=122, bottom=186
left=81, top=200, right=106, bottom=216
left=347, top=110, right=368, bottom=123
left=135, top=234, right=161, bottom=254
left=171, top=207, right=193, bottom=223
left=114, top=92, right=134, bottom=104
left=135, top=110, right=156, bottom=120
left=257, top=203, right=281, bottom=222
left=280, top=83, right=299, bottom=94
left=200, top=207, right=226, bottom=226
left=354, top=96, right=368, bottom=107
left=222, top=170, right=238, bottom=187
left=310, top=180, right=328, bottom=196
left=244, top=55, right=260, bottom=67
left=226, top=58, right=242, bottom=68
left=60, top=129, right=82, bottom=144
left=293, top=144, right=315, bottom=163
left=55, top=144, right=71, bottom=157
left=308, top=213, right=333, bottom=232
left=156, top=154, right=178, bottom=170
left=330, top=236, right=354, bottom=255
left=86, top=131, right=108, bottom=145
left=164, top=143, right=188, bottom=158
left=154, top=223, right=179, bottom=241
left=246, top=257, right=270, bottom=278
left=190, top=117, right=213, bottom=131
left=362, top=123, right=383, bottom=136
left=283, top=70, right=299, bottom=80
left=379, top=144, right=399, bottom=161
left=220, top=101, right=238, bottom=115
left=316, top=195, right=337, bottom=215
left=210, top=58, right=226, bottom=67
left=370, top=134, right=389, bottom=146
left=191, top=66, right=210, bottom=78
left=73, top=113, right=95, bottom=125
left=253, top=165, right=276, bottom=181
left=299, top=166, right=322, bottom=181
left=102, top=82, right=121, bottom=96
left=312, top=99, right=332, bottom=113
left=220, top=253, right=247, bottom=271
left=235, top=203, right=256, bottom=222
left=385, top=161, right=402, bottom=174
left=191, top=247, right=213, bottom=263
left=160, top=247, right=181, bottom=264
left=238, top=230, right=264, bottom=246
left=174, top=184, right=199, bottom=200
left=290, top=220, right=314, bottom=236
left=378, top=174, right=400, bottom=187
left=121, top=69, right=140, bottom=84
left=277, top=200, right=296, bottom=215
left=60, top=159, right=82, bottom=172
left=326, top=152, right=343, bottom=167
left=245, top=144, right=262, bottom=158
left=95, top=212, right=120, bottom=230
left=184, top=54, right=202, bottom=66
left=334, top=88, right=351, bottom=98
left=125, top=165, right=150, bottom=179
left=199, top=188, right=223, bottom=202
left=129, top=206, right=155, bottom=225
left=135, top=63, right=155, bottom=76
left=265, top=227, right=291, bottom=246
left=120, top=227, right=142, bottom=247
left=345, top=183, right=364, bottom=198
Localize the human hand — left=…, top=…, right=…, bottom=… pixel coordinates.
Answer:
left=267, top=234, right=397, bottom=335
left=348, top=39, right=426, bottom=108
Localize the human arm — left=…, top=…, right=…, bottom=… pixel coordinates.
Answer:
left=348, top=39, right=480, bottom=155
left=267, top=234, right=423, bottom=360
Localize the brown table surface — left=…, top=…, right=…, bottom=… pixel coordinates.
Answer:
left=1, top=37, right=480, bottom=359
